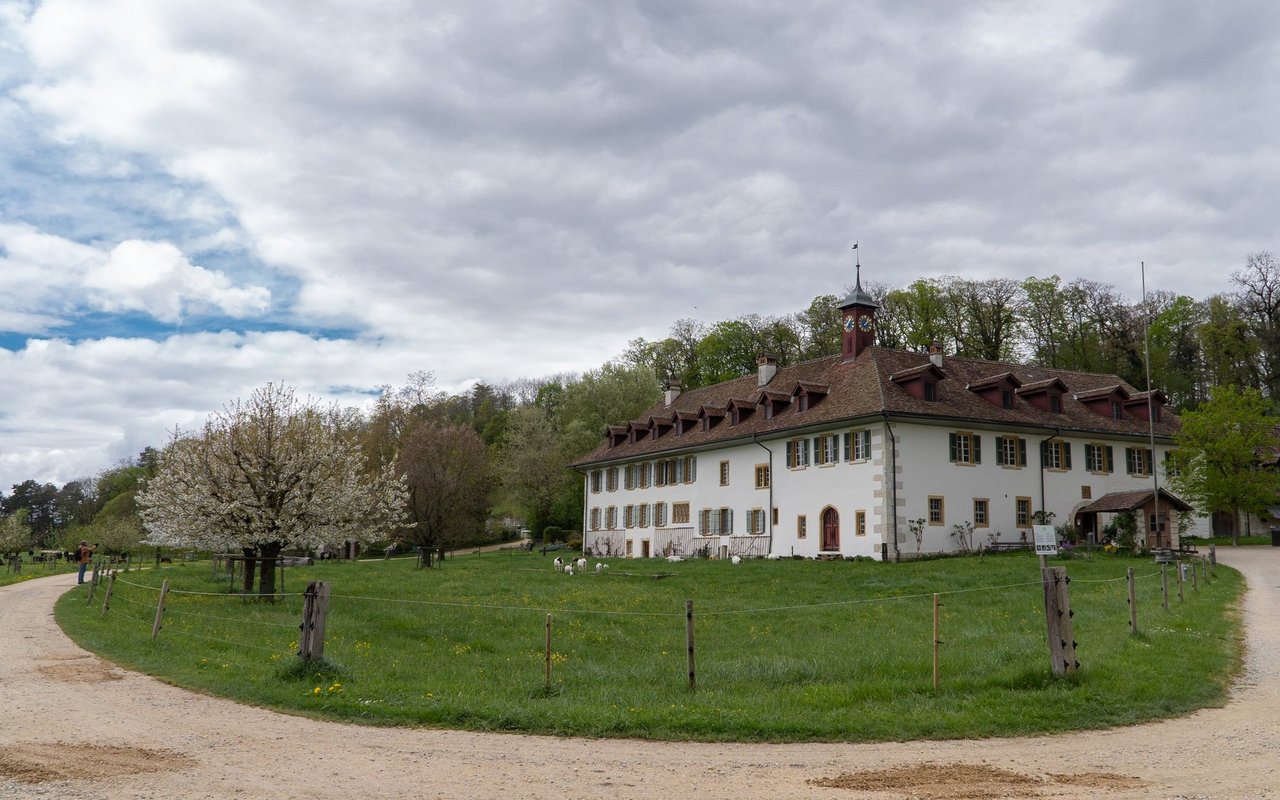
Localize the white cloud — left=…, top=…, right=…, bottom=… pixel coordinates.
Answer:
left=84, top=239, right=271, bottom=322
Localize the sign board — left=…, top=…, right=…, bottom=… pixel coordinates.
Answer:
left=1033, top=525, right=1058, bottom=556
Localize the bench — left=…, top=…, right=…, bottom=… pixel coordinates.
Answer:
left=984, top=541, right=1032, bottom=553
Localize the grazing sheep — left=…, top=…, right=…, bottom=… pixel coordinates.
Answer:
left=553, top=556, right=563, bottom=572
left=730, top=555, right=742, bottom=565
left=565, top=565, right=574, bottom=576
left=594, top=562, right=604, bottom=574
left=765, top=553, right=783, bottom=560
left=666, top=555, right=685, bottom=563
left=575, top=557, right=587, bottom=571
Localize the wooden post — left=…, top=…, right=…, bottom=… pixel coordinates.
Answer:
left=150, top=579, right=170, bottom=640
left=1161, top=563, right=1169, bottom=612
left=298, top=581, right=331, bottom=661
left=1177, top=561, right=1185, bottom=603
left=1209, top=544, right=1217, bottom=568
left=1191, top=559, right=1199, bottom=593
left=86, top=570, right=97, bottom=604
left=932, top=593, right=941, bottom=691
left=685, top=599, right=696, bottom=691
left=1127, top=567, right=1138, bottom=635
left=1202, top=556, right=1210, bottom=582
left=1042, top=567, right=1078, bottom=676
left=544, top=614, right=553, bottom=690
left=100, top=571, right=117, bottom=617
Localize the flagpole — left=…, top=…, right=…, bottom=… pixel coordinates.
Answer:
left=1141, top=261, right=1162, bottom=548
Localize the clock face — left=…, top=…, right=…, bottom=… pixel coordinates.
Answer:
left=843, top=317, right=857, bottom=332
left=858, top=315, right=873, bottom=332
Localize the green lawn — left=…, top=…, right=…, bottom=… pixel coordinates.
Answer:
left=54, top=550, right=1243, bottom=742
left=1, top=557, right=76, bottom=588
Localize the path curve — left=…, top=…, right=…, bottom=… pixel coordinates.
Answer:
left=2, top=549, right=1278, bottom=799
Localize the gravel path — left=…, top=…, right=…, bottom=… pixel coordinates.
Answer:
left=2, top=548, right=1277, bottom=799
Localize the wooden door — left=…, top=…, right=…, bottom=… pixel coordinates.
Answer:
left=821, top=508, right=840, bottom=551
left=641, top=540, right=650, bottom=558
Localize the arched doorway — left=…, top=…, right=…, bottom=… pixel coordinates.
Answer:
left=821, top=507, right=840, bottom=552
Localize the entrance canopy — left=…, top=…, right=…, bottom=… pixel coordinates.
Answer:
left=1079, top=488, right=1193, bottom=516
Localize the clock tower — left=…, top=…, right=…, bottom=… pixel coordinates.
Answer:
left=838, top=257, right=878, bottom=362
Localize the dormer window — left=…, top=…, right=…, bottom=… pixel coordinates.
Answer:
left=1049, top=394, right=1062, bottom=414
left=1016, top=378, right=1068, bottom=414
left=923, top=381, right=937, bottom=401
left=792, top=382, right=830, bottom=413
left=1111, top=400, right=1123, bottom=420
left=890, top=363, right=945, bottom=402
left=1075, top=385, right=1131, bottom=420
left=967, top=372, right=1022, bottom=410
left=1001, top=390, right=1014, bottom=409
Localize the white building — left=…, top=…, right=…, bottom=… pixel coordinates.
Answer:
left=575, top=276, right=1206, bottom=560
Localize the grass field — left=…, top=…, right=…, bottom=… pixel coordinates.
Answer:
left=1, top=557, right=76, bottom=588
left=54, top=549, right=1243, bottom=742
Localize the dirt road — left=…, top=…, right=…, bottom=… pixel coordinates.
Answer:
left=2, top=548, right=1277, bottom=799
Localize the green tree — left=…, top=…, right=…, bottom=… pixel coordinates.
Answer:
left=1170, top=385, right=1280, bottom=546
left=396, top=420, right=491, bottom=551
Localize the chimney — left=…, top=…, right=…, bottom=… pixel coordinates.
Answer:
left=757, top=353, right=778, bottom=387
left=928, top=341, right=943, bottom=369
left=663, top=379, right=682, bottom=406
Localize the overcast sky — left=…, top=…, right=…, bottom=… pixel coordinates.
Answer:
left=1, top=0, right=1277, bottom=493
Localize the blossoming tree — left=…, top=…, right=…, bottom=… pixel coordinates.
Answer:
left=139, top=383, right=407, bottom=595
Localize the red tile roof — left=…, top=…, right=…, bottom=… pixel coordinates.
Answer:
left=573, top=348, right=1180, bottom=468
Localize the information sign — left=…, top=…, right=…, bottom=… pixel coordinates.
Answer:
left=1033, top=524, right=1058, bottom=556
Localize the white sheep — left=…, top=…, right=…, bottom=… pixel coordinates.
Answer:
left=575, top=557, right=587, bottom=572
left=666, top=555, right=685, bottom=563
left=564, top=565, right=574, bottom=576
left=730, top=555, right=742, bottom=565
left=765, top=553, right=783, bottom=560
left=553, top=556, right=563, bottom=572
left=594, top=562, right=604, bottom=574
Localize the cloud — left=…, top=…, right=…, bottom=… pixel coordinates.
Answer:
left=85, top=239, right=271, bottom=323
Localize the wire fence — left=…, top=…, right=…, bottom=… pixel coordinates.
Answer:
left=74, top=553, right=1222, bottom=702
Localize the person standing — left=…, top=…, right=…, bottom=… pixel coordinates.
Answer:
left=76, top=540, right=94, bottom=584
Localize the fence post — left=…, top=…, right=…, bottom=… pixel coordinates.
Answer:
left=932, top=593, right=941, bottom=691
left=1209, top=544, right=1216, bottom=569
left=685, top=599, right=696, bottom=691
left=1042, top=567, right=1078, bottom=676
left=1202, top=555, right=1210, bottom=582
left=1177, top=561, right=1185, bottom=602
left=86, top=570, right=97, bottom=604
left=1127, top=567, right=1138, bottom=635
left=150, top=579, right=170, bottom=640
left=298, top=581, right=331, bottom=661
left=1161, top=563, right=1169, bottom=612
left=100, top=571, right=117, bottom=617
left=1192, top=559, right=1199, bottom=593
left=544, top=614, right=553, bottom=691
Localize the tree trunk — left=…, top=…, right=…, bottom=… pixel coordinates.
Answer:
left=242, top=546, right=257, bottom=593
left=1233, top=508, right=1241, bottom=547
left=258, top=541, right=282, bottom=599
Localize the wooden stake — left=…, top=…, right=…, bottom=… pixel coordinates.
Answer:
left=685, top=599, right=696, bottom=691
left=544, top=614, right=553, bottom=691
left=1042, top=567, right=1078, bottom=676
left=1127, top=567, right=1138, bottom=635
left=100, top=571, right=116, bottom=617
left=298, top=581, right=331, bottom=661
left=1192, top=559, right=1199, bottom=593
left=150, top=579, right=169, bottom=641
left=932, top=593, right=941, bottom=691
left=1177, top=561, right=1185, bottom=603
left=85, top=571, right=97, bottom=604
left=1161, top=563, right=1169, bottom=612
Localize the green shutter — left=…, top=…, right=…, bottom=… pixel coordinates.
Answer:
left=843, top=432, right=852, bottom=461
left=949, top=432, right=957, bottom=462
left=786, top=441, right=794, bottom=468
left=973, top=435, right=982, bottom=464
left=1105, top=445, right=1114, bottom=473
left=1018, top=438, right=1027, bottom=467
left=1063, top=442, right=1072, bottom=469
left=995, top=436, right=1005, bottom=466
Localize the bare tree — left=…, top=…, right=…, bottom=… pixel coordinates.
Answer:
left=397, top=421, right=490, bottom=552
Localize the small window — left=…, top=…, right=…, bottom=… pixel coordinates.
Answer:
left=1126, top=447, right=1152, bottom=476
left=719, top=460, right=730, bottom=486
left=754, top=464, right=770, bottom=489
left=973, top=498, right=989, bottom=527
left=1042, top=440, right=1072, bottom=471
left=928, top=496, right=944, bottom=525
left=996, top=436, right=1026, bottom=468
left=590, top=470, right=602, bottom=493
left=814, top=434, right=839, bottom=465
left=846, top=429, right=871, bottom=461
left=672, top=502, right=691, bottom=524
left=606, top=467, right=619, bottom=492
left=607, top=506, right=618, bottom=529
left=923, top=381, right=937, bottom=401
left=639, top=463, right=650, bottom=489
left=625, top=538, right=633, bottom=557
left=1081, top=485, right=1092, bottom=499
left=1001, top=389, right=1014, bottom=409
left=786, top=438, right=810, bottom=469
left=1085, top=443, right=1113, bottom=474
left=855, top=510, right=867, bottom=536
left=1015, top=496, right=1032, bottom=528
left=590, top=508, right=601, bottom=530
left=639, top=504, right=650, bottom=528
left=797, top=515, right=807, bottom=539
left=625, top=465, right=636, bottom=490
left=771, top=506, right=779, bottom=525
left=1111, top=400, right=1123, bottom=420
left=624, top=505, right=635, bottom=528
left=655, top=502, right=668, bottom=527
left=748, top=508, right=766, bottom=535
left=1049, top=394, right=1062, bottom=413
